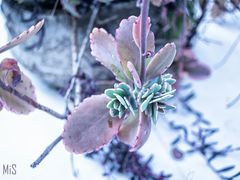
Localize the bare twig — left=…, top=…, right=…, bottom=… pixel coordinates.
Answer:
left=50, top=0, right=60, bottom=16
left=64, top=3, right=99, bottom=100
left=71, top=17, right=81, bottom=106
left=139, top=0, right=150, bottom=82
left=214, top=33, right=240, bottom=69
left=31, top=135, right=63, bottom=168
left=227, top=93, right=240, bottom=108
left=0, top=79, right=66, bottom=119
left=184, top=0, right=208, bottom=48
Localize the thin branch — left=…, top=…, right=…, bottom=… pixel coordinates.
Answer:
left=184, top=0, right=208, bottom=48
left=0, top=79, right=66, bottom=119
left=214, top=33, right=240, bottom=69
left=139, top=0, right=150, bottom=82
left=71, top=17, right=81, bottom=106
left=31, top=135, right=63, bottom=168
left=227, top=93, right=240, bottom=108
left=64, top=3, right=99, bottom=100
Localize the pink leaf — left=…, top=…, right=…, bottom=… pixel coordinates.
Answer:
left=62, top=94, right=123, bottom=154
left=146, top=43, right=176, bottom=80
left=0, top=59, right=36, bottom=114
left=132, top=17, right=155, bottom=54
left=90, top=28, right=126, bottom=82
left=0, top=20, right=44, bottom=54
left=127, top=61, right=142, bottom=88
left=117, top=111, right=151, bottom=151
left=116, top=16, right=140, bottom=78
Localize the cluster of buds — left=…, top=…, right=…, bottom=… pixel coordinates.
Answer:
left=139, top=74, right=176, bottom=123
left=105, top=83, right=137, bottom=118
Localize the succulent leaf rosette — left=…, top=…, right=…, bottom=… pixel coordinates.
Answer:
left=62, top=16, right=177, bottom=153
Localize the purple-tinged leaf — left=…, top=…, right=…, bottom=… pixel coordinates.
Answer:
left=117, top=111, right=151, bottom=151
left=0, top=59, right=36, bottom=114
left=146, top=43, right=176, bottom=80
left=61, top=0, right=80, bottom=18
left=116, top=16, right=140, bottom=78
left=0, top=58, right=21, bottom=87
left=0, top=20, right=44, bottom=54
left=132, top=17, right=155, bottom=54
left=184, top=60, right=211, bottom=80
left=62, top=94, right=123, bottom=154
left=127, top=61, right=141, bottom=88
left=90, top=28, right=126, bottom=82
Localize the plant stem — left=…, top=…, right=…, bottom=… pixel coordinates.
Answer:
left=30, top=135, right=63, bottom=168
left=0, top=79, right=66, bottom=120
left=139, top=0, right=150, bottom=83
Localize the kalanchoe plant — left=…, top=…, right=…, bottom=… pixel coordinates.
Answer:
left=62, top=15, right=177, bottom=153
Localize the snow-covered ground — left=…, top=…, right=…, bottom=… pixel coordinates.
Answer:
left=0, top=4, right=240, bottom=180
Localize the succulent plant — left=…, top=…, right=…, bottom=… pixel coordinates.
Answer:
left=62, top=15, right=177, bottom=153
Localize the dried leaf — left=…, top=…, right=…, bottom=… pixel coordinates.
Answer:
left=62, top=94, right=122, bottom=154
left=0, top=59, right=36, bottom=114
left=90, top=28, right=126, bottom=82
left=117, top=111, right=151, bottom=151
left=116, top=16, right=140, bottom=78
left=0, top=20, right=44, bottom=54
left=146, top=43, right=176, bottom=80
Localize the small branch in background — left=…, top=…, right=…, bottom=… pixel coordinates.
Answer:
left=214, top=33, right=240, bottom=69
left=31, top=135, right=63, bottom=168
left=167, top=90, right=240, bottom=179
left=50, top=0, right=60, bottom=16
left=87, top=140, right=172, bottom=179
left=71, top=17, right=81, bottom=106
left=227, top=93, right=240, bottom=108
left=184, top=0, right=208, bottom=48
left=64, top=3, right=99, bottom=101
left=0, top=79, right=66, bottom=120
left=139, top=0, right=150, bottom=82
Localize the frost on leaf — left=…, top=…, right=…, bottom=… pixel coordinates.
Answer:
left=90, top=28, right=126, bottom=82
left=62, top=94, right=123, bottom=154
left=146, top=43, right=176, bottom=80
left=117, top=111, right=151, bottom=152
left=0, top=58, right=36, bottom=114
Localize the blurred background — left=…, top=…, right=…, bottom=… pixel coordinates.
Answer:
left=0, top=0, right=240, bottom=179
